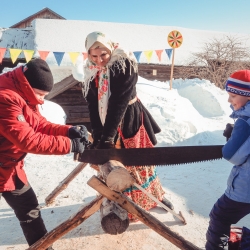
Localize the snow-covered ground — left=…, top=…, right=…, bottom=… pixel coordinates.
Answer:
left=1, top=76, right=248, bottom=250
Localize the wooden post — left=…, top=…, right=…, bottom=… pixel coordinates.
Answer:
left=169, top=48, right=175, bottom=90
left=133, top=182, right=186, bottom=224
left=45, top=131, right=95, bottom=205
left=45, top=162, right=88, bottom=205
left=88, top=176, right=201, bottom=250
left=28, top=195, right=104, bottom=250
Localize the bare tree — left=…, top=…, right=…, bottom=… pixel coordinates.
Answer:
left=180, top=36, right=250, bottom=89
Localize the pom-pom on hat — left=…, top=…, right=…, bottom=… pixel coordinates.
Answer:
left=225, top=70, right=250, bottom=96
left=23, top=58, right=54, bottom=92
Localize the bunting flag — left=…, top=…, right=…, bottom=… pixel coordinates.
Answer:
left=133, top=51, right=142, bottom=62
left=155, top=50, right=163, bottom=62
left=53, top=52, right=65, bottom=66
left=68, top=52, right=80, bottom=65
left=144, top=50, right=153, bottom=63
left=0, top=48, right=7, bottom=64
left=38, top=51, right=50, bottom=61
left=0, top=47, right=176, bottom=65
left=9, top=49, right=22, bottom=64
left=165, top=49, right=173, bottom=60
left=23, top=50, right=34, bottom=62
left=83, top=52, right=88, bottom=61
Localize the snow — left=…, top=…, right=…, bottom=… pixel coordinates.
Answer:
left=1, top=75, right=249, bottom=250
left=32, top=19, right=250, bottom=66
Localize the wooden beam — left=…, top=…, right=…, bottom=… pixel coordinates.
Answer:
left=45, top=162, right=89, bottom=205
left=28, top=195, right=104, bottom=250
left=88, top=176, right=201, bottom=250
left=46, top=75, right=79, bottom=100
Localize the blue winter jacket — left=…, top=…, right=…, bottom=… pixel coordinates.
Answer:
left=223, top=101, right=250, bottom=203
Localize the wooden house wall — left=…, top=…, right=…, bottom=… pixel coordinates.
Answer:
left=48, top=83, right=91, bottom=127
left=138, top=63, right=186, bottom=82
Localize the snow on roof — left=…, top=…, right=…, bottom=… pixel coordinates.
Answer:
left=0, top=27, right=34, bottom=58
left=1, top=19, right=249, bottom=83
left=32, top=19, right=249, bottom=66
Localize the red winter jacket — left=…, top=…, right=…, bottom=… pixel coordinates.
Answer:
left=0, top=66, right=72, bottom=192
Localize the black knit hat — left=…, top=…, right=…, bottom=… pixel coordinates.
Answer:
left=23, top=58, right=54, bottom=92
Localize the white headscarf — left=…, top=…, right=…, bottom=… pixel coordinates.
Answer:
left=72, top=31, right=138, bottom=125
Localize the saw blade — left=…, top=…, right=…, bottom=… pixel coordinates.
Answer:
left=78, top=145, right=223, bottom=166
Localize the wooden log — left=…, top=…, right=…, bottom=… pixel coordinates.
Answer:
left=88, top=176, right=201, bottom=250
left=98, top=161, right=132, bottom=234
left=100, top=160, right=134, bottom=191
left=28, top=195, right=104, bottom=250
left=45, top=162, right=88, bottom=205
left=101, top=161, right=186, bottom=224
left=100, top=197, right=129, bottom=235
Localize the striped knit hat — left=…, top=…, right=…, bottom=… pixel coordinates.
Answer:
left=225, top=70, right=250, bottom=96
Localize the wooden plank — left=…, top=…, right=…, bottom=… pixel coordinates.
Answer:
left=66, top=117, right=90, bottom=123
left=28, top=195, right=104, bottom=250
left=45, top=162, right=89, bottom=205
left=87, top=176, right=201, bottom=250
left=46, top=75, right=79, bottom=100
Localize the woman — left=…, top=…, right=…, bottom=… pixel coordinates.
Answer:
left=73, top=31, right=174, bottom=221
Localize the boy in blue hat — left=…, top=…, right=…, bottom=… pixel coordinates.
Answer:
left=205, top=69, right=250, bottom=249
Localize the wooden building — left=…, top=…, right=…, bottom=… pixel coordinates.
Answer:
left=10, top=8, right=65, bottom=28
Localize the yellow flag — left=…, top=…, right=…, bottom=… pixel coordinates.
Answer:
left=9, top=49, right=22, bottom=64
left=68, top=52, right=80, bottom=65
left=144, top=50, right=153, bottom=63
left=23, top=50, right=34, bottom=62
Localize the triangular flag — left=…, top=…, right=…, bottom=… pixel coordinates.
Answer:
left=0, top=48, right=7, bottom=64
left=23, top=50, right=34, bottom=62
left=144, top=50, right=153, bottom=63
left=155, top=50, right=163, bottom=62
left=165, top=49, right=173, bottom=60
left=133, top=51, right=142, bottom=62
left=83, top=52, right=88, bottom=61
left=9, top=48, right=22, bottom=64
left=53, top=52, right=65, bottom=66
left=68, top=52, right=80, bottom=65
left=38, top=51, right=50, bottom=61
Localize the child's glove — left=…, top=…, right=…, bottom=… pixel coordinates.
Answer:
left=223, top=123, right=234, bottom=141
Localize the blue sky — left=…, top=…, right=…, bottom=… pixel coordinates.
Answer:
left=0, top=0, right=249, bottom=34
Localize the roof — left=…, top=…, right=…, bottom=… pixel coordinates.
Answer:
left=10, top=7, right=66, bottom=28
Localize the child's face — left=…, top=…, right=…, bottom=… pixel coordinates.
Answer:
left=228, top=92, right=250, bottom=110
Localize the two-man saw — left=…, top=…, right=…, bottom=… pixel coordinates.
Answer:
left=77, top=145, right=223, bottom=166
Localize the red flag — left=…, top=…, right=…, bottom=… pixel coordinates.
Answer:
left=83, top=52, right=88, bottom=61
left=155, top=50, right=163, bottom=62
left=0, top=48, right=7, bottom=64
left=38, top=51, right=50, bottom=61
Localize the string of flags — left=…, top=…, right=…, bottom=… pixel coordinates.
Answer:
left=0, top=47, right=173, bottom=65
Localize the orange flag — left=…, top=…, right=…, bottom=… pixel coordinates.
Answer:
left=38, top=51, right=50, bottom=61
left=0, top=48, right=6, bottom=64
left=83, top=52, right=88, bottom=61
left=155, top=50, right=163, bottom=62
